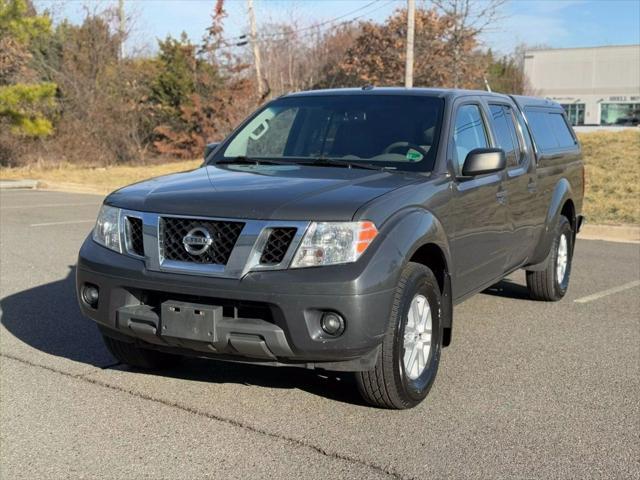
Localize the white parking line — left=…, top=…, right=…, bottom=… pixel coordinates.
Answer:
left=1, top=202, right=98, bottom=210
left=574, top=280, right=640, bottom=304
left=30, top=219, right=95, bottom=227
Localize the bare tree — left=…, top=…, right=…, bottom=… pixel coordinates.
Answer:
left=253, top=20, right=362, bottom=98
left=432, top=0, right=506, bottom=88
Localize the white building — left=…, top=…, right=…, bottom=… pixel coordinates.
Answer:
left=523, top=45, right=640, bottom=126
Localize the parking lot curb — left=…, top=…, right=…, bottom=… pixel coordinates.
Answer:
left=33, top=181, right=110, bottom=195
left=0, top=179, right=38, bottom=190
left=579, top=224, right=640, bottom=244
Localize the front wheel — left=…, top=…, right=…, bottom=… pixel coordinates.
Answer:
left=356, top=262, right=442, bottom=409
left=526, top=215, right=574, bottom=301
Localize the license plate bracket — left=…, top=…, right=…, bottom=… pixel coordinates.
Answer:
left=160, top=301, right=222, bottom=342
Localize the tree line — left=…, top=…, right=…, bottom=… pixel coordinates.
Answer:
left=0, top=0, right=529, bottom=166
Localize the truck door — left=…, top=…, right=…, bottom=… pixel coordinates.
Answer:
left=487, top=102, right=538, bottom=270
left=448, top=101, right=509, bottom=298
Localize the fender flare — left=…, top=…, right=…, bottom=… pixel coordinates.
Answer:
left=383, top=208, right=452, bottom=270
left=530, top=178, right=574, bottom=266
left=382, top=209, right=454, bottom=341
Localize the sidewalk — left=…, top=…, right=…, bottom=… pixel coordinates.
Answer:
left=0, top=179, right=38, bottom=190
left=579, top=224, right=640, bottom=244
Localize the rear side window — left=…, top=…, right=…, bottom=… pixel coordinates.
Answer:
left=489, top=105, right=519, bottom=166
left=452, top=104, right=488, bottom=172
left=547, top=113, right=576, bottom=148
left=525, top=109, right=576, bottom=152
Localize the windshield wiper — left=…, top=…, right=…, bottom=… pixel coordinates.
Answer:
left=302, top=157, right=385, bottom=171
left=216, top=156, right=287, bottom=166
left=217, top=156, right=388, bottom=171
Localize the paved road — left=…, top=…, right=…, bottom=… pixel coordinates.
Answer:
left=1, top=190, right=638, bottom=480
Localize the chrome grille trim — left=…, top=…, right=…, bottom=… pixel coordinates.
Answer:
left=119, top=209, right=309, bottom=279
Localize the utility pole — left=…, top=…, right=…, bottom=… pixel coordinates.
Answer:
left=247, top=0, right=264, bottom=97
left=118, top=0, right=125, bottom=60
left=483, top=76, right=492, bottom=92
left=404, top=0, right=415, bottom=88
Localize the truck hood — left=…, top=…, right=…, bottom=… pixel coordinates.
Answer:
left=105, top=164, right=421, bottom=221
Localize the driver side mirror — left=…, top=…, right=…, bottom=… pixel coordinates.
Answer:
left=204, top=142, right=220, bottom=160
left=461, top=148, right=506, bottom=177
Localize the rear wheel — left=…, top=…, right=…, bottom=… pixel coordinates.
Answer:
left=102, top=334, right=178, bottom=370
left=356, top=262, right=442, bottom=409
left=526, top=215, right=574, bottom=301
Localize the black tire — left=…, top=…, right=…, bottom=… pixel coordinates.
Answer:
left=356, top=262, right=443, bottom=409
left=526, top=215, right=574, bottom=301
left=102, top=334, right=178, bottom=370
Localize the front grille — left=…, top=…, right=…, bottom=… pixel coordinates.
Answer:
left=125, top=216, right=144, bottom=256
left=260, top=227, right=297, bottom=265
left=160, top=217, right=244, bottom=265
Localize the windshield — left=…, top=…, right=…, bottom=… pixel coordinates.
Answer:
left=211, top=94, right=444, bottom=171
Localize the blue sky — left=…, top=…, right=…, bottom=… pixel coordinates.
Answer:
left=35, top=0, right=640, bottom=55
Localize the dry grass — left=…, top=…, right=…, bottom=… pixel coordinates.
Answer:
left=0, top=160, right=201, bottom=194
left=1, top=131, right=639, bottom=224
left=580, top=130, right=639, bottom=225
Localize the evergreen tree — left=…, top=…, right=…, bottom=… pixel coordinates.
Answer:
left=0, top=0, right=56, bottom=137
left=0, top=0, right=57, bottom=138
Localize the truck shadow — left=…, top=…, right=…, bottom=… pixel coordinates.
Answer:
left=482, top=279, right=531, bottom=300
left=142, top=357, right=365, bottom=406
left=0, top=266, right=364, bottom=406
left=0, top=266, right=113, bottom=367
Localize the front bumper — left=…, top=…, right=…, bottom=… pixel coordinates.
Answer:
left=77, top=235, right=401, bottom=371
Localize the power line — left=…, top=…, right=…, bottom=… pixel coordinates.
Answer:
left=264, top=0, right=398, bottom=41
left=220, top=0, right=396, bottom=46
left=258, top=0, right=379, bottom=39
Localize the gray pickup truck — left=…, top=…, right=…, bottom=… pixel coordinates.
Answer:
left=77, top=88, right=584, bottom=409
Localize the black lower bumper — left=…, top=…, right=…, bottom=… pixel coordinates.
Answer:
left=77, top=236, right=400, bottom=372
left=108, top=301, right=296, bottom=358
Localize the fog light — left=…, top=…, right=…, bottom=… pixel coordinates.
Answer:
left=321, top=312, right=345, bottom=337
left=82, top=284, right=99, bottom=308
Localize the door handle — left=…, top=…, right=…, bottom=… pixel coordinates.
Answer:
left=527, top=179, right=537, bottom=193
left=496, top=190, right=507, bottom=205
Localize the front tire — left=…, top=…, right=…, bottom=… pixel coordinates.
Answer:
left=526, top=215, right=574, bottom=301
left=356, top=262, right=442, bottom=409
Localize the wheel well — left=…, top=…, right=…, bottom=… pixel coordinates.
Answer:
left=561, top=199, right=576, bottom=231
left=410, top=243, right=452, bottom=346
left=409, top=243, right=447, bottom=293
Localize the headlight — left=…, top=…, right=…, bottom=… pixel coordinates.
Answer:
left=92, top=205, right=122, bottom=252
left=291, top=221, right=378, bottom=268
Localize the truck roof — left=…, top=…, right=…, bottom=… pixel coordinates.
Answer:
left=284, top=86, right=512, bottom=101
left=510, top=94, right=563, bottom=111
left=283, top=87, right=563, bottom=111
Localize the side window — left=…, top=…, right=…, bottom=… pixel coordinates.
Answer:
left=547, top=113, right=576, bottom=148
left=525, top=110, right=558, bottom=151
left=489, top=105, right=517, bottom=166
left=525, top=109, right=576, bottom=153
left=452, top=104, right=488, bottom=172
left=503, top=106, right=526, bottom=164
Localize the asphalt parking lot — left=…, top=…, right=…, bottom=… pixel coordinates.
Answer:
left=1, top=189, right=638, bottom=479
